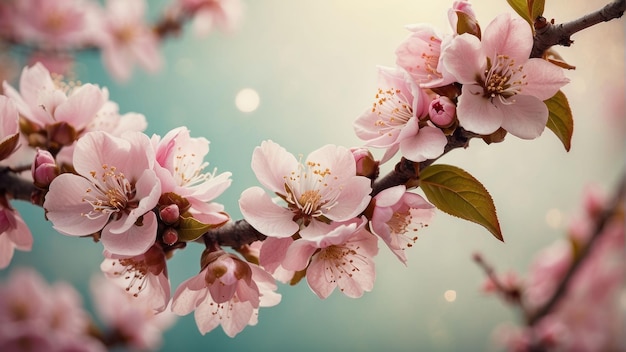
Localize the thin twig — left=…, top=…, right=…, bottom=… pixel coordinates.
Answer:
left=526, top=173, right=626, bottom=325
left=531, top=0, right=626, bottom=58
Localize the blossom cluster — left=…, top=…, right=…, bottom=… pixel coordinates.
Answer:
left=0, top=268, right=175, bottom=351
left=355, top=1, right=569, bottom=163
left=483, top=186, right=625, bottom=351
left=0, top=0, right=584, bottom=344
left=0, top=0, right=242, bottom=81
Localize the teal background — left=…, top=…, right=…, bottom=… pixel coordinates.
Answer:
left=2, top=0, right=624, bottom=351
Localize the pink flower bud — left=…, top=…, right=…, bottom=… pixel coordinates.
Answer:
left=428, top=96, right=456, bottom=128
left=350, top=147, right=378, bottom=179
left=31, top=149, right=59, bottom=188
left=159, top=204, right=180, bottom=224
left=448, top=0, right=481, bottom=37
left=162, top=228, right=179, bottom=245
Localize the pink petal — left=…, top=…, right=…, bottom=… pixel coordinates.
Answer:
left=102, top=46, right=133, bottom=82
left=171, top=283, right=207, bottom=316
left=239, top=187, right=299, bottom=238
left=442, top=33, right=483, bottom=84
left=374, top=185, right=406, bottom=207
left=399, top=125, right=447, bottom=162
left=306, top=257, right=336, bottom=299
left=131, top=33, right=163, bottom=73
left=44, top=174, right=110, bottom=236
left=482, top=13, right=532, bottom=64
left=498, top=95, right=549, bottom=139
left=251, top=140, right=299, bottom=193
left=521, top=59, right=570, bottom=101
left=19, top=63, right=55, bottom=107
left=324, top=176, right=372, bottom=221
left=54, top=84, right=106, bottom=129
left=457, top=84, right=504, bottom=135
left=0, top=235, right=15, bottom=269
left=100, top=211, right=157, bottom=256
left=259, top=237, right=292, bottom=273
left=282, top=239, right=317, bottom=272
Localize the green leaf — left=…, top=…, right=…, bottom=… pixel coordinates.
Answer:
left=177, top=216, right=215, bottom=242
left=420, top=164, right=503, bottom=241
left=529, top=0, right=545, bottom=21
left=506, top=0, right=533, bottom=25
left=544, top=90, right=573, bottom=152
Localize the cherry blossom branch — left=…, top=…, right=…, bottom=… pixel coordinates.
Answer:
left=525, top=173, right=626, bottom=326
left=0, top=166, right=36, bottom=203
left=203, top=219, right=267, bottom=248
left=531, top=0, right=626, bottom=58
left=474, top=172, right=626, bottom=337
left=371, top=127, right=478, bottom=197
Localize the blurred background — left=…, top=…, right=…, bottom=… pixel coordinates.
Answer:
left=2, top=0, right=624, bottom=351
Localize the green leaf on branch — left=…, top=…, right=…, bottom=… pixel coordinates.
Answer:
left=420, top=164, right=503, bottom=241
left=506, top=0, right=533, bottom=26
left=545, top=90, right=574, bottom=152
left=177, top=216, right=215, bottom=242
left=529, top=0, right=545, bottom=21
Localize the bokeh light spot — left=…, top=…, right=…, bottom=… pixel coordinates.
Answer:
left=235, top=88, right=260, bottom=112
left=545, top=208, right=563, bottom=229
left=444, top=290, right=457, bottom=302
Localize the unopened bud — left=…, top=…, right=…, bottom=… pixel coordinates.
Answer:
left=162, top=228, right=179, bottom=246
left=31, top=149, right=59, bottom=188
left=350, top=147, right=378, bottom=179
left=159, top=204, right=180, bottom=225
left=449, top=0, right=481, bottom=37
left=428, top=96, right=456, bottom=128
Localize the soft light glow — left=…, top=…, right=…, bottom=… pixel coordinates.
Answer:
left=545, top=208, right=563, bottom=229
left=235, top=88, right=260, bottom=112
left=444, top=290, right=457, bottom=302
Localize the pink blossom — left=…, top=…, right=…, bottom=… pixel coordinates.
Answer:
left=442, top=13, right=569, bottom=139
left=8, top=0, right=100, bottom=49
left=491, top=186, right=625, bottom=352
left=97, top=0, right=163, bottom=82
left=2, top=62, right=107, bottom=134
left=100, top=244, right=171, bottom=313
left=86, top=100, right=148, bottom=137
left=90, top=275, right=175, bottom=350
left=239, top=140, right=372, bottom=239
left=395, top=25, right=456, bottom=88
left=0, top=203, right=33, bottom=269
left=281, top=217, right=379, bottom=299
left=0, top=268, right=102, bottom=351
left=171, top=250, right=280, bottom=337
left=44, top=131, right=161, bottom=256
left=370, top=185, right=435, bottom=264
left=0, top=95, right=19, bottom=161
left=152, top=126, right=232, bottom=226
left=354, top=66, right=447, bottom=163
left=179, top=0, right=244, bottom=37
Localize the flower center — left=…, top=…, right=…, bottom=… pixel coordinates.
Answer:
left=318, top=244, right=368, bottom=292
left=81, top=164, right=137, bottom=220
left=173, top=150, right=212, bottom=187
left=371, top=88, right=413, bottom=136
left=387, top=209, right=429, bottom=249
left=416, top=36, right=443, bottom=82
left=112, top=258, right=149, bottom=297
left=483, top=54, right=527, bottom=104
left=282, top=160, right=340, bottom=224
